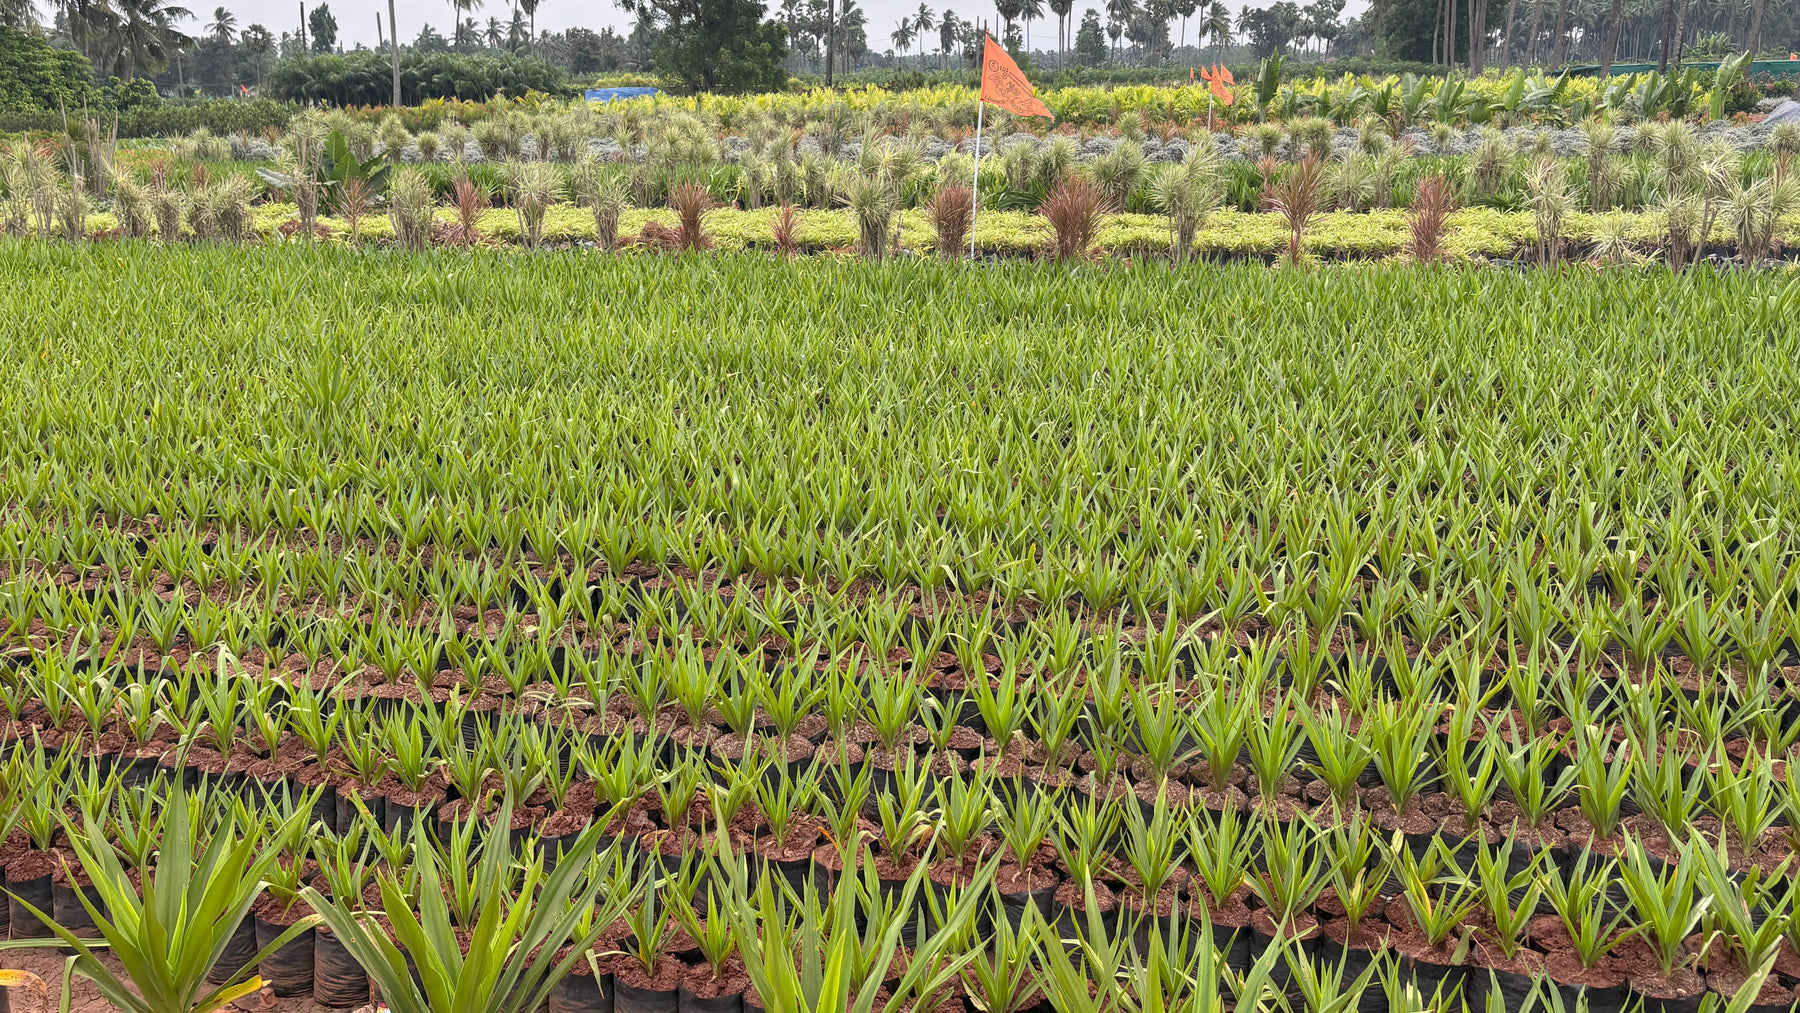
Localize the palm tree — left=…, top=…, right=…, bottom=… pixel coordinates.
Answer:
left=108, top=0, right=193, bottom=81
left=0, top=0, right=37, bottom=30
left=938, top=7, right=958, bottom=67
left=51, top=0, right=114, bottom=59
left=912, top=2, right=935, bottom=52
left=891, top=16, right=915, bottom=59
left=996, top=0, right=1025, bottom=43
left=1106, top=0, right=1132, bottom=57
left=484, top=14, right=504, bottom=46
left=1203, top=0, right=1230, bottom=57
left=450, top=0, right=482, bottom=44
left=1020, top=0, right=1043, bottom=50
left=1048, top=0, right=1073, bottom=64
left=241, top=23, right=273, bottom=86
left=520, top=0, right=540, bottom=42
left=205, top=4, right=234, bottom=42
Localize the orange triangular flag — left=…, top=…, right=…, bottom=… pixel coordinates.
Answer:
left=980, top=35, right=1054, bottom=119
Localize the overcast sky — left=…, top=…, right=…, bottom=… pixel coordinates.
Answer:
left=160, top=0, right=1214, bottom=53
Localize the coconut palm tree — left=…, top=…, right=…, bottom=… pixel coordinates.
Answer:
left=1106, top=0, right=1132, bottom=57
left=938, top=7, right=959, bottom=66
left=205, top=4, right=234, bottom=42
left=241, top=23, right=272, bottom=86
left=913, top=2, right=935, bottom=51
left=1048, top=0, right=1074, bottom=63
left=107, top=0, right=193, bottom=81
left=450, top=0, right=482, bottom=44
left=891, top=15, right=915, bottom=58
left=1203, top=0, right=1231, bottom=57
left=484, top=14, right=504, bottom=46
left=520, top=0, right=540, bottom=42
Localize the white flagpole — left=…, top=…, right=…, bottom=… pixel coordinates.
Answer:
left=969, top=95, right=984, bottom=260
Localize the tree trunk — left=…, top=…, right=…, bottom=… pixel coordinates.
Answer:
left=825, top=0, right=836, bottom=85
left=1550, top=0, right=1569, bottom=64
left=1599, top=0, right=1624, bottom=73
left=388, top=0, right=401, bottom=106
left=1433, top=0, right=1445, bottom=63
left=1656, top=0, right=1674, bottom=68
left=1469, top=0, right=1487, bottom=72
left=1524, top=0, right=1543, bottom=60
left=1501, top=0, right=1520, bottom=63
left=1746, top=0, right=1766, bottom=55
left=1670, top=0, right=1689, bottom=65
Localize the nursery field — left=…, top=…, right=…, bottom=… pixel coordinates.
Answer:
left=3, top=245, right=1800, bottom=1013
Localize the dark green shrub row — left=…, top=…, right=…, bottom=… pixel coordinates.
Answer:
left=264, top=51, right=576, bottom=107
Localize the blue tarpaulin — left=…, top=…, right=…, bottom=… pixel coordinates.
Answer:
left=584, top=87, right=661, bottom=102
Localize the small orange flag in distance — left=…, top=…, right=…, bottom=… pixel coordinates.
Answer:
left=1199, top=64, right=1235, bottom=105
left=980, top=35, right=1054, bottom=119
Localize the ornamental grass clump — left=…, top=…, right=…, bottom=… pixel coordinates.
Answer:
left=668, top=181, right=715, bottom=251
left=509, top=160, right=563, bottom=252
left=1149, top=143, right=1224, bottom=264
left=1263, top=154, right=1325, bottom=266
left=1406, top=173, right=1457, bottom=262
left=1524, top=155, right=1573, bottom=265
left=1040, top=175, right=1109, bottom=263
left=448, top=171, right=490, bottom=247
left=838, top=171, right=899, bottom=260
left=388, top=167, right=437, bottom=253
left=928, top=184, right=972, bottom=258
left=571, top=158, right=630, bottom=252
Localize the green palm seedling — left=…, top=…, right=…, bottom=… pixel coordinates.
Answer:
left=961, top=901, right=1039, bottom=1013
left=1249, top=812, right=1326, bottom=928
left=301, top=802, right=636, bottom=1013
left=1300, top=700, right=1371, bottom=811
left=1616, top=836, right=1708, bottom=977
left=1245, top=691, right=1304, bottom=805
left=1706, top=746, right=1783, bottom=850
left=1192, top=672, right=1255, bottom=795
left=1367, top=694, right=1442, bottom=815
left=1470, top=837, right=1542, bottom=961
left=1129, top=678, right=1198, bottom=788
left=1388, top=835, right=1478, bottom=954
left=0, top=783, right=321, bottom=1013
left=1496, top=720, right=1577, bottom=833
left=1283, top=937, right=1384, bottom=1013
left=1322, top=809, right=1388, bottom=933
left=1570, top=722, right=1632, bottom=844
left=1120, top=784, right=1188, bottom=921
left=1684, top=833, right=1786, bottom=976
left=1540, top=849, right=1627, bottom=972
left=1188, top=805, right=1253, bottom=912
left=932, top=767, right=996, bottom=870
left=721, top=836, right=992, bottom=1013
left=1628, top=724, right=1703, bottom=846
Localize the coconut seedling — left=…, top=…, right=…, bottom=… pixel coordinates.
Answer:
left=305, top=803, right=635, bottom=1013
left=1616, top=834, right=1709, bottom=978
left=1471, top=837, right=1543, bottom=964
left=1250, top=812, right=1327, bottom=931
left=1540, top=848, right=1627, bottom=974
left=0, top=782, right=321, bottom=1013
left=1118, top=783, right=1187, bottom=926
left=1389, top=834, right=1478, bottom=958
left=1245, top=690, right=1303, bottom=809
left=1496, top=721, right=1577, bottom=836
left=960, top=902, right=1040, bottom=1013
left=1300, top=700, right=1371, bottom=812
left=1569, top=722, right=1632, bottom=845
left=1705, top=746, right=1783, bottom=852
